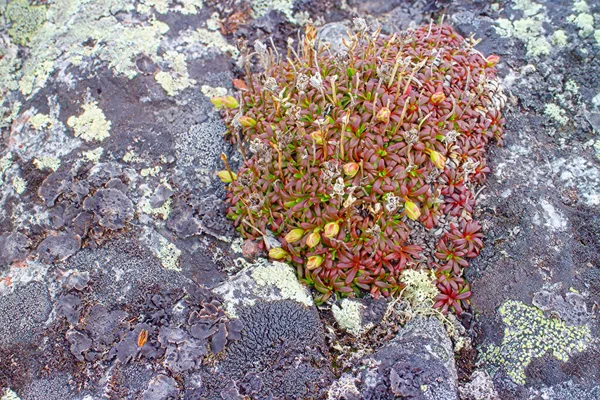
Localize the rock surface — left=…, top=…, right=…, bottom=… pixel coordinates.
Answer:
left=1, top=0, right=599, bottom=399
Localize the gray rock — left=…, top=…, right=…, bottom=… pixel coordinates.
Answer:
left=317, top=22, right=351, bottom=54
left=358, top=317, right=457, bottom=400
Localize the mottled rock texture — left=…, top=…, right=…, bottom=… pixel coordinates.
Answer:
left=1, top=0, right=600, bottom=399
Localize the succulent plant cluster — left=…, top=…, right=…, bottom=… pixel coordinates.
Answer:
left=215, top=21, right=505, bottom=313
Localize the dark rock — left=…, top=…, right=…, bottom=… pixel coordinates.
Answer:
left=0, top=231, right=30, bottom=265
left=82, top=188, right=134, bottom=230
left=36, top=229, right=81, bottom=263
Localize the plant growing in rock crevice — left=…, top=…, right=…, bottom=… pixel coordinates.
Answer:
left=214, top=20, right=506, bottom=313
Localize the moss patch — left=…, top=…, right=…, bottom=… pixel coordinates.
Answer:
left=482, top=300, right=591, bottom=385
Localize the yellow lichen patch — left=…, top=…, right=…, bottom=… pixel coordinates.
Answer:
left=141, top=197, right=172, bottom=220
left=5, top=0, right=47, bottom=46
left=33, top=156, right=61, bottom=171
left=155, top=51, right=196, bottom=96
left=482, top=300, right=590, bottom=385
left=250, top=261, right=313, bottom=307
left=157, top=237, right=182, bottom=271
left=82, top=147, right=104, bottom=163
left=201, top=85, right=227, bottom=98
left=12, top=176, right=27, bottom=194
left=0, top=153, right=14, bottom=186
left=28, top=113, right=54, bottom=130
left=544, top=103, right=569, bottom=124
left=140, top=165, right=162, bottom=177
left=551, top=30, right=568, bottom=46
left=67, top=101, right=111, bottom=142
left=183, top=28, right=240, bottom=58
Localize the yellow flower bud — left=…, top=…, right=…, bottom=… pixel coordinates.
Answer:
left=343, top=162, right=359, bottom=177
left=210, top=97, right=224, bottom=109
left=428, top=149, right=446, bottom=169
left=307, top=255, right=324, bottom=270
left=268, top=247, right=288, bottom=260
left=376, top=106, right=391, bottom=123
left=323, top=221, right=340, bottom=238
left=404, top=198, right=421, bottom=220
left=430, top=91, right=446, bottom=105
left=284, top=228, right=304, bottom=243
left=217, top=170, right=237, bottom=183
left=223, top=95, right=239, bottom=109
left=310, top=130, right=323, bottom=145
left=239, top=116, right=257, bottom=127
left=306, top=231, right=321, bottom=248
left=486, top=55, right=500, bottom=67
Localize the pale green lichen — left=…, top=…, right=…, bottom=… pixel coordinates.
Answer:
left=568, top=13, right=596, bottom=37
left=157, top=237, right=181, bottom=271
left=122, top=150, right=144, bottom=163
left=155, top=51, right=196, bottom=96
left=33, top=156, right=61, bottom=171
left=201, top=85, right=227, bottom=98
left=544, top=103, right=569, bottom=124
left=481, top=300, right=590, bottom=385
left=141, top=197, right=172, bottom=220
left=29, top=113, right=54, bottom=130
left=512, top=0, right=543, bottom=16
left=565, top=79, right=579, bottom=93
left=0, top=153, right=13, bottom=186
left=140, top=165, right=162, bottom=177
left=5, top=0, right=47, bottom=45
left=1, top=388, right=21, bottom=400
left=137, top=0, right=203, bottom=15
left=400, top=269, right=439, bottom=309
left=251, top=0, right=296, bottom=23
left=67, top=101, right=111, bottom=142
left=183, top=28, right=239, bottom=58
left=495, top=16, right=551, bottom=57
left=7, top=0, right=170, bottom=97
left=332, top=299, right=368, bottom=336
left=551, top=30, right=568, bottom=46
left=82, top=147, right=104, bottom=163
left=573, top=0, right=590, bottom=13
left=595, top=30, right=600, bottom=44
left=12, top=176, right=26, bottom=194
left=250, top=261, right=313, bottom=307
